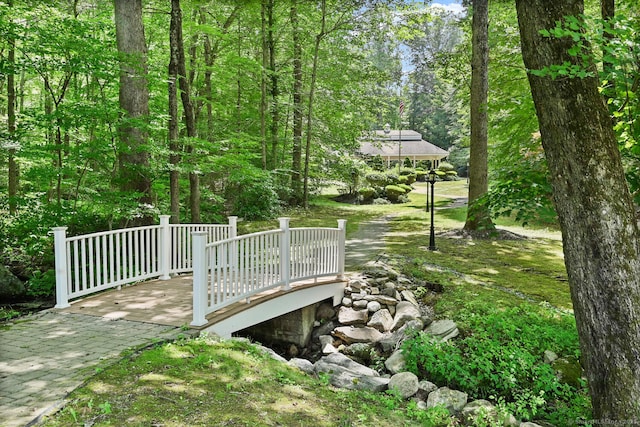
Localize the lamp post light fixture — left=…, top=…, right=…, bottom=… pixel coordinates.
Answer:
left=427, top=169, right=438, bottom=251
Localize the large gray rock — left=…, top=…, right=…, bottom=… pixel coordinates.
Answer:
left=424, top=319, right=459, bottom=341
left=316, top=302, right=336, bottom=321
left=333, top=326, right=384, bottom=344
left=460, top=399, right=497, bottom=425
left=391, top=301, right=422, bottom=331
left=363, top=294, right=398, bottom=306
left=329, top=371, right=389, bottom=392
left=287, top=358, right=315, bottom=375
left=338, top=306, right=368, bottom=325
left=367, top=308, right=394, bottom=332
left=384, top=349, right=406, bottom=374
left=401, top=290, right=419, bottom=307
left=314, top=352, right=379, bottom=377
left=388, top=371, right=419, bottom=399
left=426, top=387, right=468, bottom=413
left=0, top=265, right=25, bottom=301
left=312, top=320, right=336, bottom=339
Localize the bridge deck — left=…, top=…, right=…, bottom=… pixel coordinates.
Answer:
left=60, top=274, right=345, bottom=332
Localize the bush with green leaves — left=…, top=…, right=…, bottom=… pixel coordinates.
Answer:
left=365, top=172, right=389, bottom=189
left=398, top=184, right=413, bottom=194
left=384, top=185, right=406, bottom=202
left=402, top=304, right=590, bottom=425
left=358, top=187, right=378, bottom=202
left=226, top=169, right=282, bottom=221
left=398, top=175, right=409, bottom=185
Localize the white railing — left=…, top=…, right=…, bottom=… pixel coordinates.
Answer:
left=53, top=215, right=237, bottom=308
left=191, top=218, right=346, bottom=327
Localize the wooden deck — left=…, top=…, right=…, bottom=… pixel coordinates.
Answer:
left=60, top=274, right=346, bottom=332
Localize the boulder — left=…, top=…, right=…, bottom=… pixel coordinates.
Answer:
left=367, top=301, right=382, bottom=313
left=388, top=371, right=419, bottom=399
left=368, top=308, right=394, bottom=332
left=543, top=349, right=558, bottom=364
left=460, top=399, right=497, bottom=425
left=384, top=349, right=406, bottom=374
left=424, top=319, right=459, bottom=341
left=418, top=380, right=438, bottom=394
left=401, top=290, right=419, bottom=307
left=287, top=358, right=315, bottom=375
left=314, top=352, right=379, bottom=377
left=363, top=294, right=398, bottom=306
left=333, top=326, right=384, bottom=344
left=426, top=387, right=468, bottom=413
left=0, top=265, right=25, bottom=301
left=329, top=371, right=389, bottom=392
left=353, top=300, right=369, bottom=309
left=316, top=302, right=336, bottom=321
left=312, top=321, right=336, bottom=339
left=338, top=306, right=368, bottom=325
left=391, top=301, right=422, bottom=331
left=341, top=297, right=353, bottom=307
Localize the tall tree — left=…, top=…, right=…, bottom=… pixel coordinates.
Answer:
left=6, top=0, right=18, bottom=215
left=168, top=0, right=181, bottom=223
left=516, top=0, right=640, bottom=418
left=114, top=0, right=153, bottom=224
left=464, top=0, right=494, bottom=230
left=290, top=0, right=303, bottom=205
left=173, top=0, right=200, bottom=223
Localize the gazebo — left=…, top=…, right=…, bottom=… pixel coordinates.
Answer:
left=359, top=129, right=449, bottom=168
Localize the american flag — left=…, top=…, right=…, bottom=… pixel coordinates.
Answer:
left=399, top=100, right=405, bottom=117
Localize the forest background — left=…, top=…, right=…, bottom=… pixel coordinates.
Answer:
left=0, top=0, right=638, bottom=298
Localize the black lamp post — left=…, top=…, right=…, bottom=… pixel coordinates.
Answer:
left=427, top=169, right=437, bottom=251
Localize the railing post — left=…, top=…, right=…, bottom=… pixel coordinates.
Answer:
left=53, top=227, right=70, bottom=309
left=159, top=215, right=171, bottom=280
left=279, top=217, right=291, bottom=290
left=191, top=231, right=209, bottom=327
left=337, top=219, right=347, bottom=280
left=228, top=216, right=238, bottom=238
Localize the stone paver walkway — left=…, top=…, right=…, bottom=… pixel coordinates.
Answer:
left=0, top=311, right=183, bottom=427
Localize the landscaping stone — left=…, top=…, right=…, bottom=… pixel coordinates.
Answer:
left=384, top=349, right=406, bottom=374
left=426, top=387, right=468, bottom=413
left=367, top=308, right=394, bottom=332
left=391, top=301, right=422, bottom=331
left=388, top=371, right=420, bottom=399
left=424, top=319, right=459, bottom=341
left=315, top=302, right=335, bottom=321
left=287, top=358, right=315, bottom=375
left=338, top=306, right=368, bottom=325
left=333, top=326, right=384, bottom=344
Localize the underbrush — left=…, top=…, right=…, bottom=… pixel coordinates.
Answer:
left=402, top=302, right=591, bottom=425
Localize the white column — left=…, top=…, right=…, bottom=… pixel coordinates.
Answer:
left=191, top=231, right=209, bottom=327
left=53, top=227, right=70, bottom=308
left=279, top=217, right=291, bottom=290
left=159, top=215, right=171, bottom=280
left=337, top=220, right=347, bottom=280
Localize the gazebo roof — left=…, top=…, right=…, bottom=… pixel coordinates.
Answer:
left=359, top=130, right=449, bottom=159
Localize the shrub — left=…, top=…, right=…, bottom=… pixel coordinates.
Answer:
left=438, top=161, right=456, bottom=172
left=416, top=170, right=428, bottom=182
left=385, top=185, right=406, bottom=202
left=398, top=184, right=413, bottom=194
left=365, top=173, right=389, bottom=188
left=385, top=172, right=400, bottom=185
left=398, top=175, right=409, bottom=185
left=358, top=187, right=377, bottom=202
left=402, top=304, right=590, bottom=424
left=372, top=197, right=391, bottom=205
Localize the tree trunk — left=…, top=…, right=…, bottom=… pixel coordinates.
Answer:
left=290, top=0, right=303, bottom=206
left=260, top=0, right=268, bottom=170
left=168, top=0, right=181, bottom=224
left=601, top=0, right=616, bottom=106
left=516, top=0, right=640, bottom=418
left=114, top=0, right=153, bottom=225
left=267, top=0, right=280, bottom=170
left=7, top=0, right=18, bottom=215
left=464, top=0, right=494, bottom=230
left=302, top=0, right=327, bottom=208
left=172, top=0, right=200, bottom=223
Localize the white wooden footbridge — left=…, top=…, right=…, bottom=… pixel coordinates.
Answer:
left=52, top=216, right=347, bottom=337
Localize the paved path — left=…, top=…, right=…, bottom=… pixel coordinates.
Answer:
left=344, top=216, right=391, bottom=272
left=0, top=311, right=184, bottom=427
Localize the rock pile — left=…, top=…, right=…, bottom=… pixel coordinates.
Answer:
left=283, top=260, right=540, bottom=427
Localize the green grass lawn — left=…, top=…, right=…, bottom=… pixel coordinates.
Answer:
left=41, top=181, right=588, bottom=426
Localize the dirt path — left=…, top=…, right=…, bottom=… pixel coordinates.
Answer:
left=344, top=215, right=392, bottom=272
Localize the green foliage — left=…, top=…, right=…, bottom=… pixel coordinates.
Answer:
left=437, top=162, right=456, bottom=172
left=358, top=187, right=377, bottom=202
left=26, top=270, right=56, bottom=298
left=226, top=169, right=282, bottom=221
left=384, top=185, right=407, bottom=202
left=397, top=175, right=408, bottom=185
left=402, top=304, right=590, bottom=424
left=365, top=172, right=389, bottom=188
